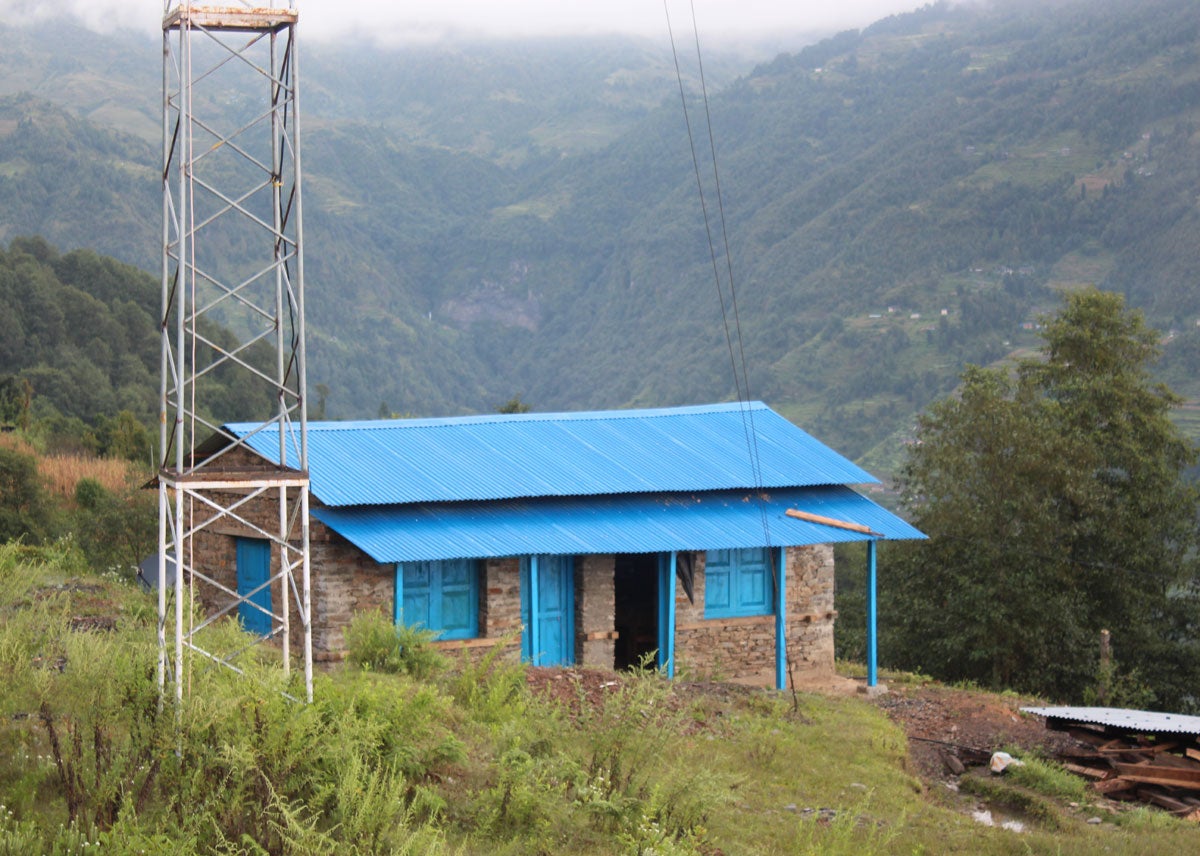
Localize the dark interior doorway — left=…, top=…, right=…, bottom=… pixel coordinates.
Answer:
left=613, top=553, right=658, bottom=671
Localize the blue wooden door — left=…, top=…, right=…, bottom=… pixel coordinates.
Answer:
left=236, top=538, right=273, bottom=636
left=521, top=555, right=575, bottom=666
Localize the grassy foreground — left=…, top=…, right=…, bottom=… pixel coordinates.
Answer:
left=2, top=541, right=1199, bottom=855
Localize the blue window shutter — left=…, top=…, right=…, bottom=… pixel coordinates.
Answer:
left=438, top=559, right=477, bottom=640
left=401, top=561, right=433, bottom=631
left=398, top=560, right=478, bottom=640
left=737, top=548, right=771, bottom=613
left=704, top=548, right=774, bottom=618
left=704, top=549, right=733, bottom=615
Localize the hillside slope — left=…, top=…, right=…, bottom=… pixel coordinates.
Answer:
left=1, top=0, right=1198, bottom=472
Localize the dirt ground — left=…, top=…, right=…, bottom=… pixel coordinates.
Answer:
left=524, top=667, right=1080, bottom=784
left=870, top=682, right=1083, bottom=781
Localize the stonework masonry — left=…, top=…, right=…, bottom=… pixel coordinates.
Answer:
left=576, top=554, right=616, bottom=667
left=184, top=447, right=838, bottom=683
left=673, top=545, right=836, bottom=686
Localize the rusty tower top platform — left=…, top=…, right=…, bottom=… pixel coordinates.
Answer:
left=163, top=4, right=297, bottom=32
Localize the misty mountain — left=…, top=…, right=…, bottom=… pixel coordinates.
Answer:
left=2, top=0, right=1199, bottom=476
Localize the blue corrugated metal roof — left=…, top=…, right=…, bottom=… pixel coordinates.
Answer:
left=312, top=485, right=925, bottom=564
left=227, top=402, right=878, bottom=507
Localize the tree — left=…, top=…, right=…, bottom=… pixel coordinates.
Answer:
left=73, top=477, right=155, bottom=574
left=883, top=288, right=1200, bottom=709
left=97, top=410, right=153, bottom=464
left=0, top=376, right=32, bottom=430
left=497, top=394, right=531, bottom=414
left=0, top=445, right=55, bottom=544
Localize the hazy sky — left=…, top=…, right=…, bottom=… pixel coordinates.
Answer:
left=4, top=1, right=932, bottom=43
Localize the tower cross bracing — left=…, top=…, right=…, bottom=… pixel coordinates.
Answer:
left=159, top=1, right=311, bottom=702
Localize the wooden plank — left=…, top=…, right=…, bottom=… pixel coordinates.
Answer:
left=1186, top=747, right=1200, bottom=763
left=1063, top=762, right=1110, bottom=780
left=1139, top=789, right=1200, bottom=821
left=1141, top=790, right=1192, bottom=813
left=1094, top=777, right=1138, bottom=795
left=1144, top=752, right=1200, bottom=770
left=1112, top=762, right=1200, bottom=789
left=785, top=508, right=876, bottom=535
left=1132, top=782, right=1190, bottom=811
left=1097, top=741, right=1177, bottom=756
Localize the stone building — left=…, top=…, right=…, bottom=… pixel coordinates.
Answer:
left=191, top=402, right=923, bottom=688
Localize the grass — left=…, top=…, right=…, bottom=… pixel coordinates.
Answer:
left=3, top=543, right=1200, bottom=854
left=37, top=455, right=136, bottom=503
left=0, top=432, right=137, bottom=502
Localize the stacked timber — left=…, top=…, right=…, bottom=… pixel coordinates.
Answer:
left=1023, top=706, right=1200, bottom=820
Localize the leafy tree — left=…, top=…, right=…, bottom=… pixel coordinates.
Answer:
left=0, top=444, right=55, bottom=544
left=497, top=394, right=532, bottom=414
left=0, top=375, right=32, bottom=429
left=883, top=288, right=1200, bottom=709
left=96, top=410, right=153, bottom=464
left=73, top=477, right=155, bottom=574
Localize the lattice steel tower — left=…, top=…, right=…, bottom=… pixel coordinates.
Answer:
left=159, top=1, right=311, bottom=702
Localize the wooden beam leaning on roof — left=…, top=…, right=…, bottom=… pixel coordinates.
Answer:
left=785, top=508, right=879, bottom=536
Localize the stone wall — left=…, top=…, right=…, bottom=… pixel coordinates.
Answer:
left=182, top=447, right=835, bottom=679
left=673, top=545, right=836, bottom=686
left=576, top=554, right=616, bottom=667
left=188, top=495, right=392, bottom=659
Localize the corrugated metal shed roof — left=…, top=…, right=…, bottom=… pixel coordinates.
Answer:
left=1022, top=706, right=1200, bottom=736
left=226, top=401, right=877, bottom=507
left=312, top=485, right=925, bottom=563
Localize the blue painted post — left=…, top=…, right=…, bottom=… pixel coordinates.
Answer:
left=656, top=557, right=666, bottom=671
left=529, top=555, right=540, bottom=666
left=775, top=546, right=786, bottom=691
left=666, top=552, right=677, bottom=678
left=867, top=540, right=878, bottom=687
left=393, top=564, right=403, bottom=626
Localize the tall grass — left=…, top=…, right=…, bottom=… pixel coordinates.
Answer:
left=4, top=541, right=1200, bottom=854
left=1, top=430, right=140, bottom=502
left=40, top=454, right=138, bottom=503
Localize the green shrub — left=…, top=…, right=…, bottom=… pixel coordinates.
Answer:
left=344, top=610, right=447, bottom=679
left=446, top=635, right=527, bottom=725
left=0, top=447, right=55, bottom=544
left=71, top=475, right=154, bottom=575
left=570, top=671, right=731, bottom=845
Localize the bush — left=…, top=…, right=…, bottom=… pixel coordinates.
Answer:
left=71, top=476, right=155, bottom=574
left=0, top=445, right=55, bottom=544
left=446, top=634, right=527, bottom=725
left=344, top=609, right=447, bottom=679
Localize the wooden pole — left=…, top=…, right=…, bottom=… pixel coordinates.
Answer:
left=785, top=508, right=878, bottom=535
left=1099, top=628, right=1111, bottom=704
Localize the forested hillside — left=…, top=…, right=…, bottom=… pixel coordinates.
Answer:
left=1, top=0, right=1199, bottom=473
left=0, top=238, right=268, bottom=451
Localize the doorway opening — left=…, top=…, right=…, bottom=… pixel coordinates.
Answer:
left=613, top=553, right=658, bottom=671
